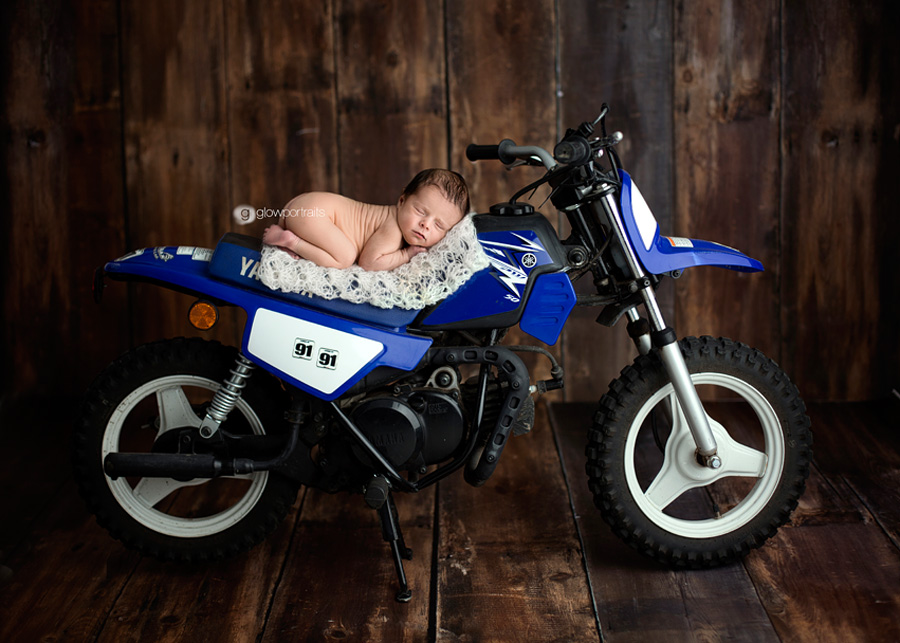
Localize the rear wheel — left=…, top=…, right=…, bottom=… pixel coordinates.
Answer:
left=74, top=337, right=298, bottom=561
left=586, top=336, right=812, bottom=568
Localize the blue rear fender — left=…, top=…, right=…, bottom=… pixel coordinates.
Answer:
left=104, top=245, right=258, bottom=309
left=618, top=171, right=764, bottom=274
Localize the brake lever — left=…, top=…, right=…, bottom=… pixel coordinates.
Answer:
left=505, top=157, right=544, bottom=170
left=592, top=131, right=624, bottom=148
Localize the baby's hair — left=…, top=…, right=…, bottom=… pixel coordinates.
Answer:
left=402, top=168, right=470, bottom=216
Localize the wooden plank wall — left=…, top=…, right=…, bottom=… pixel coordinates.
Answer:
left=1, top=0, right=130, bottom=397
left=559, top=0, right=675, bottom=400
left=673, top=0, right=782, bottom=355
left=2, top=0, right=898, bottom=409
left=780, top=2, right=900, bottom=400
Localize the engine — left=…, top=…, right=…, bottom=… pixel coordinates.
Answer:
left=351, top=388, right=466, bottom=472
left=297, top=348, right=538, bottom=493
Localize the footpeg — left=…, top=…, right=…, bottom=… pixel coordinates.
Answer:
left=364, top=476, right=390, bottom=509
left=512, top=395, right=536, bottom=436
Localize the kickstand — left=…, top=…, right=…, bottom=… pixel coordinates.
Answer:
left=367, top=477, right=413, bottom=602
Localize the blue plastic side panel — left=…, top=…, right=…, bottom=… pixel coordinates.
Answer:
left=618, top=172, right=764, bottom=274
left=519, top=273, right=577, bottom=345
left=103, top=245, right=432, bottom=400
left=419, top=268, right=503, bottom=325
left=239, top=297, right=432, bottom=400
left=421, top=229, right=555, bottom=325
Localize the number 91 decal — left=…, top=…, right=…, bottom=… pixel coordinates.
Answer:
left=293, top=338, right=339, bottom=369
left=317, top=348, right=339, bottom=370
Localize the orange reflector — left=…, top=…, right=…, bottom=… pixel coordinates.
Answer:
left=189, top=300, right=219, bottom=330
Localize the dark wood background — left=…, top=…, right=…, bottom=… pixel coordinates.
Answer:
left=2, top=0, right=899, bottom=409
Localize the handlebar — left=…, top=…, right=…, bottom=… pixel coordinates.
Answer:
left=465, top=144, right=502, bottom=161
left=466, top=139, right=558, bottom=171
left=464, top=107, right=627, bottom=212
left=466, top=129, right=623, bottom=173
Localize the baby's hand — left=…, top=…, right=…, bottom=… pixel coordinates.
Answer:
left=407, top=245, right=427, bottom=258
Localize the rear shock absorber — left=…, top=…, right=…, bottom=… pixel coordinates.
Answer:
left=199, top=353, right=256, bottom=438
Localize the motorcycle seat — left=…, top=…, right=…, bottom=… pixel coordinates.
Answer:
left=209, top=233, right=421, bottom=329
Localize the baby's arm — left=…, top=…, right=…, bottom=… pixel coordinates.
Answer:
left=358, top=221, right=424, bottom=271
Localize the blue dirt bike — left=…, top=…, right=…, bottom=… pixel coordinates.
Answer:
left=76, top=105, right=812, bottom=602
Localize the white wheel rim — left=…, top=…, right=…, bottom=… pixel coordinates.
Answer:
left=624, top=373, right=785, bottom=538
left=102, top=375, right=269, bottom=538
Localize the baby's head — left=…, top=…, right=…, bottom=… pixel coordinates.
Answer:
left=397, top=169, right=469, bottom=248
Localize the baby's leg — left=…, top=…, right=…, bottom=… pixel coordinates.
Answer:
left=264, top=213, right=358, bottom=269
left=261, top=224, right=301, bottom=259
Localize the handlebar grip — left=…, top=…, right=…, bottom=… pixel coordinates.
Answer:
left=466, top=144, right=500, bottom=161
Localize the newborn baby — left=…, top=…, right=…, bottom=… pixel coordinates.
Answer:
left=263, top=168, right=469, bottom=271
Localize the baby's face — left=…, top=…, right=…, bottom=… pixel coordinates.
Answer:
left=397, top=184, right=464, bottom=248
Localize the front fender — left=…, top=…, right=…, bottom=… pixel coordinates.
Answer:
left=619, top=171, right=764, bottom=274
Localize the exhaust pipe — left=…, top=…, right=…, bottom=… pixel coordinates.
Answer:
left=104, top=453, right=258, bottom=479
left=104, top=426, right=299, bottom=480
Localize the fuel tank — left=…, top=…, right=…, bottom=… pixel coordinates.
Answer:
left=415, top=205, right=575, bottom=345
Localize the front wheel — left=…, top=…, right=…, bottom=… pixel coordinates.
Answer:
left=586, top=336, right=812, bottom=568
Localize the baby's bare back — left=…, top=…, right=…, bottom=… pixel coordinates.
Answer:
left=285, top=192, right=392, bottom=253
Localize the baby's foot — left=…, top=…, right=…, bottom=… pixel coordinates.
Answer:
left=263, top=224, right=301, bottom=259
left=262, top=223, right=286, bottom=246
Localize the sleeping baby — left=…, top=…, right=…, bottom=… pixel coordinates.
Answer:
left=263, top=168, right=470, bottom=272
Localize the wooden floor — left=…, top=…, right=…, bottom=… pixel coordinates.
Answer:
left=1, top=398, right=899, bottom=642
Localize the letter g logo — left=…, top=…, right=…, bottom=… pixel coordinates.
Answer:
left=232, top=204, right=256, bottom=226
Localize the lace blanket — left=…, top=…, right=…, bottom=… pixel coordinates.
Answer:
left=258, top=215, right=489, bottom=310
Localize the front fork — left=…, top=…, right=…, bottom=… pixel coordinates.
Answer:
left=632, top=297, right=719, bottom=463
left=600, top=192, right=721, bottom=467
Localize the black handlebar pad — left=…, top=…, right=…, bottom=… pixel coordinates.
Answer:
left=466, top=144, right=500, bottom=161
left=467, top=139, right=518, bottom=165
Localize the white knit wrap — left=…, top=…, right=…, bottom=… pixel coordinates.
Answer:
left=258, top=214, right=490, bottom=310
